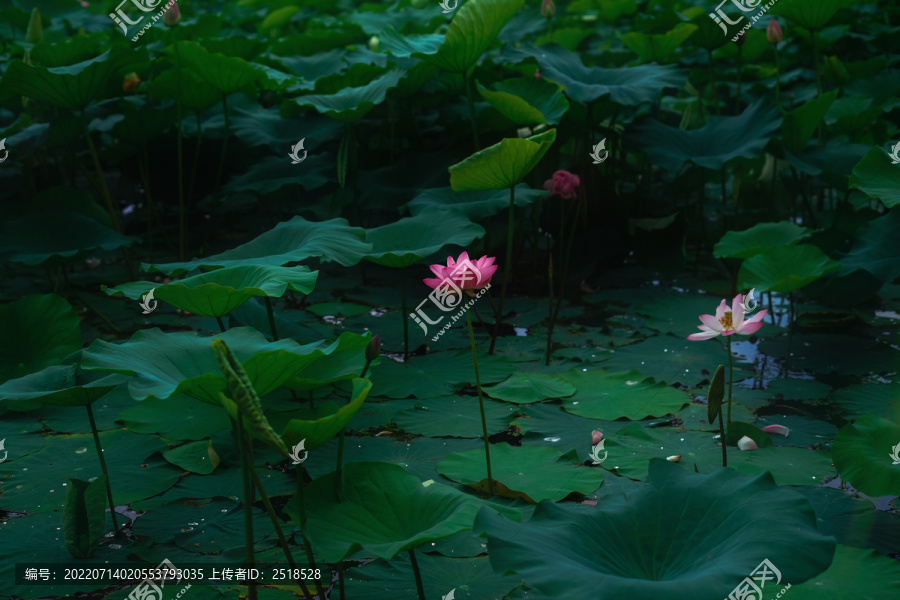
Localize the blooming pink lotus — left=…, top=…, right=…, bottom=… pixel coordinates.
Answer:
left=424, top=252, right=497, bottom=292
left=687, top=293, right=768, bottom=341
left=543, top=170, right=580, bottom=200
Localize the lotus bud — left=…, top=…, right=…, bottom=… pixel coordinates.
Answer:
left=591, top=430, right=603, bottom=445
left=534, top=67, right=541, bottom=78
left=666, top=454, right=682, bottom=462
left=761, top=424, right=790, bottom=437
left=26, top=8, right=42, bottom=44
left=368, top=35, right=380, bottom=53
left=541, top=0, right=555, bottom=19
left=366, top=334, right=381, bottom=362
left=737, top=436, right=758, bottom=451
left=123, top=72, right=141, bottom=93
left=766, top=19, right=782, bottom=45
left=163, top=2, right=180, bottom=27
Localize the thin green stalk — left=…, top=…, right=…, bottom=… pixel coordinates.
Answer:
left=86, top=404, right=121, bottom=537
left=774, top=45, right=780, bottom=106
left=547, top=201, right=582, bottom=365
left=726, top=335, right=733, bottom=424
left=234, top=413, right=257, bottom=600
left=786, top=291, right=794, bottom=369
left=545, top=252, right=554, bottom=366
left=296, top=467, right=327, bottom=600
left=489, top=185, right=516, bottom=355
left=264, top=297, right=279, bottom=341
left=708, top=49, right=720, bottom=116
left=719, top=403, right=727, bottom=467
left=215, top=93, right=231, bottom=192
left=736, top=45, right=743, bottom=113
left=408, top=549, right=427, bottom=600
left=186, top=111, right=203, bottom=213
left=402, top=266, right=409, bottom=358
left=463, top=70, right=481, bottom=151
left=174, top=44, right=187, bottom=261
left=467, top=309, right=494, bottom=495
left=216, top=316, right=226, bottom=333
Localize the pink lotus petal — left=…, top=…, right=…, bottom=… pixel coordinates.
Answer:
left=698, top=314, right=722, bottom=331
left=591, top=430, right=603, bottom=445
left=736, top=320, right=764, bottom=335
left=688, top=330, right=720, bottom=341
left=737, top=436, right=759, bottom=451
left=732, top=294, right=745, bottom=331
left=741, top=309, right=768, bottom=325
left=715, top=299, right=728, bottom=320
left=761, top=424, right=790, bottom=437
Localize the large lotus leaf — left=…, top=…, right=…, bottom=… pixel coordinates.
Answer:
left=438, top=443, right=605, bottom=502
left=0, top=365, right=126, bottom=410
left=713, top=221, right=812, bottom=259
left=392, top=396, right=519, bottom=438
left=116, top=393, right=232, bottom=442
left=630, top=100, right=781, bottom=172
left=279, top=377, right=372, bottom=451
left=148, top=68, right=220, bottom=115
left=738, top=245, right=841, bottom=293
left=772, top=0, right=855, bottom=31
left=0, top=210, right=139, bottom=267
left=477, top=77, right=569, bottom=126
left=347, top=3, right=445, bottom=35
left=793, top=486, right=900, bottom=555
left=620, top=23, right=697, bottom=64
left=849, top=148, right=900, bottom=209
left=781, top=91, right=838, bottom=153
left=289, top=66, right=403, bottom=124
left=474, top=459, right=836, bottom=600
left=449, top=129, right=556, bottom=192
left=223, top=94, right=343, bottom=150
left=774, top=545, right=900, bottom=600
left=837, top=208, right=900, bottom=282
left=296, top=461, right=525, bottom=563
left=81, top=327, right=350, bottom=405
left=0, top=46, right=144, bottom=110
left=829, top=383, right=900, bottom=422
left=0, top=294, right=82, bottom=384
left=102, top=265, right=317, bottom=317
left=832, top=414, right=900, bottom=497
left=367, top=26, right=445, bottom=59
left=144, top=216, right=370, bottom=275
left=557, top=369, right=689, bottom=420
left=288, top=332, right=373, bottom=390
left=222, top=154, right=330, bottom=196
left=366, top=350, right=515, bottom=398
left=167, top=42, right=260, bottom=96
left=485, top=372, right=576, bottom=404
left=363, top=209, right=485, bottom=268
left=501, top=44, right=686, bottom=105
left=406, top=185, right=544, bottom=219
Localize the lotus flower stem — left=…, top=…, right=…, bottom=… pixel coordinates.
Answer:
left=726, top=335, right=733, bottom=424
left=402, top=266, right=409, bottom=358
left=216, top=316, right=227, bottom=333
left=719, top=405, right=727, bottom=467
left=545, top=252, right=554, bottom=366
left=736, top=45, right=743, bottom=113
left=773, top=44, right=781, bottom=106
left=463, top=71, right=481, bottom=151
left=264, top=297, right=279, bottom=341
left=707, top=49, right=720, bottom=116
left=408, top=549, right=427, bottom=600
left=466, top=310, right=495, bottom=495
left=215, top=93, right=231, bottom=193
left=85, top=404, right=121, bottom=537
left=186, top=111, right=203, bottom=211
left=489, top=185, right=516, bottom=354
left=173, top=45, right=187, bottom=261
left=547, top=200, right=582, bottom=365
left=233, top=413, right=257, bottom=600
left=785, top=291, right=794, bottom=368
left=296, top=467, right=327, bottom=600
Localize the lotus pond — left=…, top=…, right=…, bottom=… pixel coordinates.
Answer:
left=1, top=0, right=900, bottom=599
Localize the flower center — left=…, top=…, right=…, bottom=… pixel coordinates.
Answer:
left=719, top=311, right=733, bottom=330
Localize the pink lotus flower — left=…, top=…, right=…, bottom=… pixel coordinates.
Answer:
left=687, top=293, right=768, bottom=341
left=767, top=19, right=782, bottom=44
left=424, top=252, right=497, bottom=292
left=761, top=424, right=790, bottom=437
left=541, top=0, right=555, bottom=18
left=534, top=67, right=541, bottom=78
left=543, top=170, right=580, bottom=200
left=163, top=2, right=180, bottom=27
left=737, top=436, right=758, bottom=451
left=591, top=430, right=603, bottom=445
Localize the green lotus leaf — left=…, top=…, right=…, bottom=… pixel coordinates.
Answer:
left=392, top=396, right=519, bottom=438
left=738, top=245, right=841, bottom=293
left=779, top=545, right=900, bottom=599
left=502, top=43, right=686, bottom=105
left=366, top=350, right=515, bottom=398
left=0, top=46, right=144, bottom=110
left=63, top=475, right=107, bottom=559
left=407, top=185, right=544, bottom=220
left=162, top=439, right=220, bottom=475
left=713, top=221, right=812, bottom=259
left=781, top=91, right=838, bottom=153
left=793, top=486, right=900, bottom=555
left=222, top=154, right=330, bottom=196
left=117, top=393, right=232, bottom=442
left=260, top=5, right=300, bottom=30
left=0, top=210, right=139, bottom=267
left=288, top=65, right=404, bottom=124
left=0, top=365, right=126, bottom=410
left=753, top=415, right=838, bottom=448
left=849, top=148, right=900, bottom=209
left=102, top=265, right=317, bottom=317
left=557, top=369, right=689, bottom=420
left=0, top=294, right=82, bottom=384
left=829, top=383, right=900, bottom=422
left=620, top=22, right=697, bottom=64
left=832, top=414, right=900, bottom=497
left=477, top=77, right=569, bottom=126
left=438, top=443, right=605, bottom=503
left=144, top=216, right=370, bottom=275
left=295, top=461, right=525, bottom=563
left=364, top=208, right=485, bottom=268
left=449, top=129, right=556, bottom=191
left=630, top=99, right=781, bottom=172
left=772, top=0, right=855, bottom=32
left=377, top=26, right=446, bottom=58
left=473, top=459, right=836, bottom=600
left=81, top=327, right=352, bottom=405
left=225, top=94, right=343, bottom=150
left=348, top=3, right=445, bottom=35
left=149, top=68, right=220, bottom=114
left=279, top=377, right=372, bottom=451
left=725, top=421, right=774, bottom=447
left=485, top=372, right=576, bottom=404
left=288, top=331, right=373, bottom=390
left=824, top=97, right=884, bottom=136
left=837, top=208, right=900, bottom=282
left=167, top=42, right=260, bottom=96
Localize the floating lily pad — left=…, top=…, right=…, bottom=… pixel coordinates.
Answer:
left=485, top=372, right=576, bottom=404
left=829, top=383, right=900, bottom=421
left=116, top=393, right=232, bottom=442
left=832, top=414, right=900, bottom=497
left=162, top=440, right=220, bottom=475
left=366, top=351, right=515, bottom=398
left=778, top=544, right=900, bottom=600
left=392, top=396, right=518, bottom=438
left=754, top=414, right=838, bottom=448
left=0, top=294, right=82, bottom=384
left=558, top=369, right=689, bottom=420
